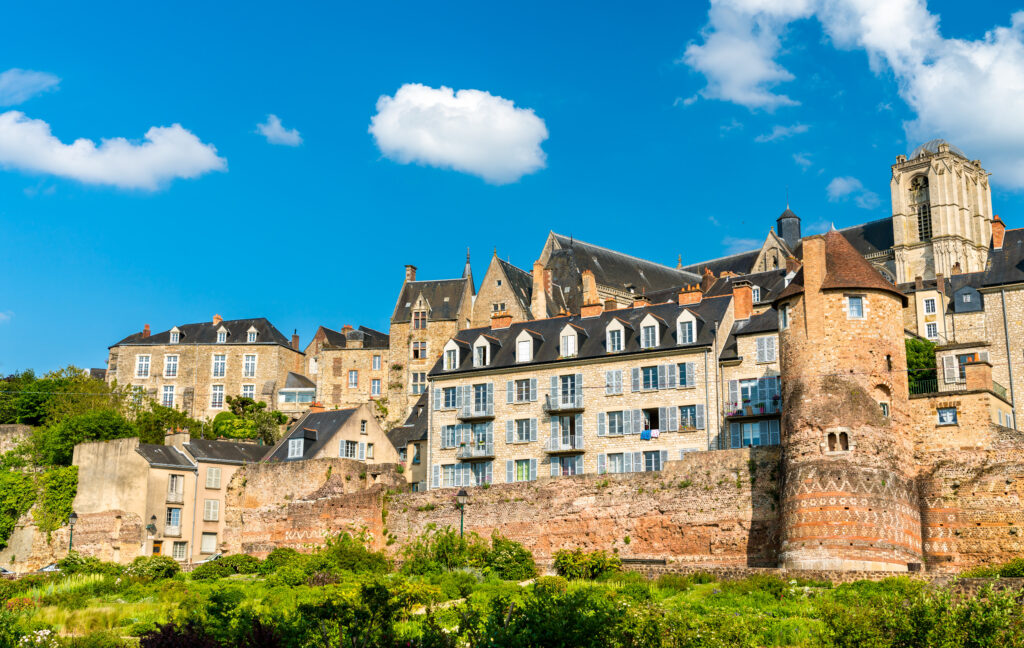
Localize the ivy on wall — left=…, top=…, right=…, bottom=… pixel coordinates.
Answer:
left=0, top=471, right=37, bottom=549
left=0, top=466, right=79, bottom=548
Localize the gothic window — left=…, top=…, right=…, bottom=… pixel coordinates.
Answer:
left=910, top=176, right=932, bottom=241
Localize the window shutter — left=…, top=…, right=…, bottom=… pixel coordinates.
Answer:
left=768, top=337, right=777, bottom=362
left=530, top=418, right=538, bottom=442
left=550, top=376, right=559, bottom=405
left=658, top=406, right=667, bottom=431
left=432, top=465, right=440, bottom=488
left=358, top=442, right=366, bottom=460
left=729, top=380, right=739, bottom=409
left=695, top=403, right=705, bottom=430
left=756, top=337, right=765, bottom=363
left=605, top=371, right=614, bottom=395
left=942, top=355, right=957, bottom=383
left=979, top=351, right=990, bottom=363
left=657, top=364, right=667, bottom=390
left=506, top=420, right=514, bottom=444
left=615, top=370, right=623, bottom=394
left=632, top=452, right=642, bottom=473
left=506, top=381, right=514, bottom=404
left=433, top=388, right=442, bottom=411
left=598, top=453, right=607, bottom=475
left=660, top=449, right=668, bottom=468
left=506, top=460, right=514, bottom=483
left=598, top=412, right=606, bottom=436
left=668, top=406, right=679, bottom=431
left=686, top=362, right=696, bottom=387
left=485, top=462, right=493, bottom=484
left=529, top=458, right=537, bottom=481
left=575, top=373, right=584, bottom=407
left=486, top=383, right=494, bottom=413
left=550, top=417, right=558, bottom=443
left=623, top=410, right=632, bottom=434
left=529, top=378, right=538, bottom=401
left=664, top=364, right=677, bottom=389
left=575, top=455, right=584, bottom=475
left=631, top=368, right=640, bottom=392
left=769, top=419, right=780, bottom=445
left=632, top=410, right=642, bottom=435
left=575, top=414, right=583, bottom=443
left=455, top=385, right=463, bottom=408
left=730, top=423, right=741, bottom=449
left=551, top=456, right=559, bottom=477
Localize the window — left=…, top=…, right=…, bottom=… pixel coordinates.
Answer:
left=924, top=298, right=937, bottom=314
left=604, top=370, right=623, bottom=395
left=217, top=331, right=227, bottom=343
left=780, top=304, right=790, bottom=330
left=212, top=354, right=226, bottom=377
left=172, top=542, right=188, bottom=561
left=203, top=499, right=220, bottom=522
left=607, top=453, right=625, bottom=474
left=412, top=311, right=427, bottom=330
left=608, top=329, right=622, bottom=352
left=643, top=451, right=663, bottom=472
left=360, top=420, right=367, bottom=434
left=473, top=383, right=488, bottom=411
left=349, top=370, right=358, bottom=388
left=412, top=444, right=421, bottom=464
left=955, top=353, right=978, bottom=381
left=607, top=411, right=624, bottom=436
left=443, top=349, right=457, bottom=369
left=879, top=402, right=890, bottom=417
left=412, top=372, right=426, bottom=394
left=288, top=438, right=303, bottom=458
left=561, top=333, right=577, bottom=357
left=372, top=355, right=381, bottom=370
left=680, top=405, right=698, bottom=428
left=560, top=375, right=578, bottom=403
left=471, top=462, right=491, bottom=486
left=243, top=354, right=257, bottom=377
left=925, top=323, right=938, bottom=339
left=206, top=467, right=221, bottom=489
left=515, top=419, right=531, bottom=443
left=642, top=366, right=658, bottom=390
left=443, top=387, right=457, bottom=408
left=242, top=384, right=255, bottom=399
left=491, top=302, right=506, bottom=312
left=846, top=295, right=864, bottom=319
left=679, top=321, right=694, bottom=344
left=366, top=443, right=374, bottom=459
left=247, top=331, right=257, bottom=343
left=555, top=456, right=580, bottom=476
left=964, top=293, right=972, bottom=303
left=201, top=533, right=217, bottom=554
left=413, top=342, right=427, bottom=360
left=911, top=175, right=932, bottom=241
left=728, top=420, right=781, bottom=448
left=441, top=425, right=458, bottom=449
left=515, top=459, right=531, bottom=482
left=641, top=325, right=657, bottom=348
left=496, top=280, right=503, bottom=286
left=371, top=379, right=381, bottom=396
left=165, top=507, right=181, bottom=528
left=938, top=407, right=958, bottom=425
left=752, top=286, right=761, bottom=303
left=517, top=340, right=531, bottom=362
left=642, top=408, right=660, bottom=431
left=342, top=440, right=357, bottom=458
left=515, top=379, right=531, bottom=402
left=170, top=331, right=180, bottom=344
left=677, top=363, right=691, bottom=387
left=135, top=355, right=150, bottom=378
left=161, top=385, right=175, bottom=408
left=164, top=355, right=178, bottom=378
left=168, top=474, right=183, bottom=495
left=211, top=385, right=224, bottom=409
left=755, top=336, right=777, bottom=363
left=442, top=464, right=456, bottom=487
left=399, top=448, right=407, bottom=462
left=474, top=345, right=488, bottom=367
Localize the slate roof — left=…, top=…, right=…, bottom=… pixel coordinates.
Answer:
left=497, top=258, right=534, bottom=314
left=387, top=393, right=428, bottom=449
left=112, top=318, right=294, bottom=350
left=184, top=439, right=269, bottom=465
left=682, top=249, right=761, bottom=277
left=319, top=325, right=389, bottom=349
left=283, top=372, right=316, bottom=389
left=982, top=229, right=1024, bottom=287
left=550, top=233, right=701, bottom=293
left=265, top=408, right=358, bottom=461
left=719, top=308, right=779, bottom=362
left=704, top=270, right=789, bottom=304
left=136, top=444, right=195, bottom=469
left=430, top=295, right=731, bottom=377
left=392, top=279, right=470, bottom=323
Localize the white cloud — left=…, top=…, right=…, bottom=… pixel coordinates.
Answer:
left=720, top=118, right=743, bottom=134
left=0, top=111, right=226, bottom=190
left=755, top=123, right=809, bottom=142
left=827, top=176, right=880, bottom=209
left=256, top=114, right=302, bottom=146
left=674, top=94, right=699, bottom=107
left=683, top=3, right=1024, bottom=188
left=0, top=311, right=12, bottom=324
left=0, top=69, right=60, bottom=106
left=369, top=83, right=548, bottom=185
left=722, top=235, right=761, bottom=255
left=793, top=152, right=812, bottom=168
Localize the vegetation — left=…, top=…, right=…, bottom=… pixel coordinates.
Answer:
left=552, top=548, right=622, bottom=580
left=905, top=337, right=937, bottom=382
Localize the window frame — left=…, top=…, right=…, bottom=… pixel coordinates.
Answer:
left=937, top=407, right=958, bottom=426
left=640, top=325, right=658, bottom=349
left=212, top=354, right=226, bottom=378
left=242, top=354, right=257, bottom=377
left=135, top=355, right=151, bottom=378
left=287, top=438, right=303, bottom=458
left=371, top=379, right=381, bottom=396
left=161, top=385, right=175, bottom=408
left=846, top=295, right=865, bottom=320
left=348, top=369, right=359, bottom=388
left=210, top=385, right=225, bottom=409
left=163, top=354, right=178, bottom=378
left=241, top=384, right=255, bottom=399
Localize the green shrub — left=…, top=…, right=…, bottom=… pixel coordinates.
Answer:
left=56, top=552, right=124, bottom=577
left=962, top=557, right=1024, bottom=578
left=436, top=569, right=480, bottom=599
left=552, top=548, right=623, bottom=580
left=217, top=553, right=261, bottom=574
left=655, top=573, right=697, bottom=592
left=533, top=575, right=568, bottom=596
left=321, top=532, right=390, bottom=574
left=401, top=525, right=487, bottom=576
left=126, top=555, right=180, bottom=582
left=483, top=533, right=536, bottom=581
left=259, top=547, right=303, bottom=574
left=189, top=560, right=232, bottom=581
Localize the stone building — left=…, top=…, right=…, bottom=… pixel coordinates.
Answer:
left=469, top=251, right=534, bottom=327
left=304, top=325, right=389, bottom=412
left=265, top=403, right=400, bottom=466
left=387, top=393, right=428, bottom=490
left=387, top=263, right=475, bottom=427
left=106, top=316, right=305, bottom=420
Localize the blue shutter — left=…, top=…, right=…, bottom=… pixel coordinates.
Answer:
left=730, top=423, right=741, bottom=449
left=432, top=465, right=440, bottom=488
left=433, top=388, right=442, bottom=410
left=506, top=460, right=514, bottom=483
left=634, top=452, right=643, bottom=473
left=631, top=368, right=640, bottom=392
left=551, top=456, right=559, bottom=477
left=597, top=412, right=606, bottom=436
left=358, top=442, right=366, bottom=460
left=695, top=403, right=705, bottom=430
left=668, top=406, right=679, bottom=431
left=597, top=453, right=607, bottom=474
left=664, top=364, right=677, bottom=389
left=550, top=376, right=558, bottom=406
left=530, top=418, right=538, bottom=442
left=658, top=407, right=667, bottom=432
left=550, top=416, right=559, bottom=443
left=657, top=364, right=666, bottom=390
left=506, top=380, right=513, bottom=404
left=575, top=373, right=583, bottom=407
left=575, top=413, right=583, bottom=441
left=485, top=421, right=493, bottom=444
left=485, top=461, right=493, bottom=484
left=605, top=371, right=614, bottom=395
left=623, top=409, right=632, bottom=434
left=529, top=378, right=538, bottom=401
left=486, top=383, right=494, bottom=415
left=686, top=362, right=696, bottom=387
left=506, top=420, right=514, bottom=444
left=770, top=419, right=780, bottom=445
left=659, top=450, right=668, bottom=470
left=728, top=380, right=739, bottom=412
left=529, top=458, right=537, bottom=481
left=616, top=370, right=623, bottom=394
left=632, top=409, right=642, bottom=435
left=575, top=455, right=584, bottom=475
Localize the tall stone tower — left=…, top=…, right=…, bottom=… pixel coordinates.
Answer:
left=891, top=139, right=993, bottom=283
left=775, top=230, right=922, bottom=571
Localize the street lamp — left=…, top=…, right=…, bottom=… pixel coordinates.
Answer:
left=455, top=489, right=468, bottom=538
left=147, top=515, right=157, bottom=535
left=68, top=512, right=78, bottom=552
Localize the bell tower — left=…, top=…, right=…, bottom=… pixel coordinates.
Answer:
left=891, top=139, right=993, bottom=283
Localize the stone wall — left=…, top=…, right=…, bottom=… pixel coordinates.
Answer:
left=0, top=424, right=30, bottom=454
left=0, top=510, right=144, bottom=573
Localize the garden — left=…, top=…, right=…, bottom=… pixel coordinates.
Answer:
left=2, top=526, right=1024, bottom=647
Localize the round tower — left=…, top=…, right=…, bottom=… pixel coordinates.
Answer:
left=775, top=230, right=922, bottom=571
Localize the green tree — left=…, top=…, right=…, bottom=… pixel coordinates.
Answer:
left=0, top=366, right=128, bottom=427
left=40, top=409, right=137, bottom=465
left=214, top=396, right=286, bottom=444
left=135, top=404, right=207, bottom=444
left=906, top=338, right=937, bottom=382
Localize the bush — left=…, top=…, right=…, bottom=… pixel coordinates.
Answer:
left=656, top=573, right=698, bottom=592
left=552, top=548, right=622, bottom=580
left=259, top=547, right=303, bottom=574
left=534, top=575, right=568, bottom=596
left=436, top=569, right=480, bottom=599
left=483, top=533, right=536, bottom=581
left=56, top=552, right=124, bottom=577
left=718, top=574, right=787, bottom=600
left=139, top=621, right=218, bottom=648
left=218, top=553, right=261, bottom=574
left=41, top=410, right=136, bottom=466
left=126, top=555, right=180, bottom=582
left=188, top=560, right=232, bottom=581
left=401, top=526, right=487, bottom=576
left=321, top=532, right=390, bottom=574
left=962, top=557, right=1024, bottom=578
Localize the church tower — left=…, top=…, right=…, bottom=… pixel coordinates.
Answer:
left=775, top=230, right=923, bottom=570
left=891, top=140, right=993, bottom=283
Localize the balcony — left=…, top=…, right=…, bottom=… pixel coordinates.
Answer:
left=725, top=400, right=781, bottom=418
left=544, top=435, right=584, bottom=454
left=163, top=525, right=181, bottom=538
left=543, top=393, right=584, bottom=414
left=166, top=491, right=184, bottom=504
left=457, top=404, right=494, bottom=421
left=456, top=443, right=495, bottom=460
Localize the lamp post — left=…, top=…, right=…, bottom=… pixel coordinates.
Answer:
left=68, top=512, right=78, bottom=552
left=456, top=489, right=468, bottom=538
left=147, top=515, right=158, bottom=554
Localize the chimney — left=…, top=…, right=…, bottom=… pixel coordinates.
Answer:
left=785, top=255, right=800, bottom=274
left=164, top=430, right=190, bottom=451
left=309, top=402, right=325, bottom=413
left=142, top=324, right=151, bottom=338
left=631, top=296, right=651, bottom=309
left=915, top=276, right=924, bottom=290
left=405, top=265, right=417, bottom=282
left=581, top=269, right=599, bottom=306
left=342, top=325, right=353, bottom=333
left=936, top=273, right=945, bottom=295
left=678, top=284, right=702, bottom=306
left=580, top=302, right=603, bottom=318
left=993, top=215, right=1006, bottom=249
left=732, top=280, right=753, bottom=321
left=212, top=314, right=222, bottom=326
left=291, top=330, right=300, bottom=350
left=802, top=235, right=826, bottom=339
left=491, top=311, right=513, bottom=329
left=952, top=262, right=963, bottom=275
left=604, top=298, right=617, bottom=311
left=531, top=260, right=549, bottom=319
left=964, top=359, right=993, bottom=392
left=700, top=267, right=715, bottom=293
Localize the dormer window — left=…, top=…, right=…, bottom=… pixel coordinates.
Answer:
left=412, top=311, right=427, bottom=330
left=676, top=311, right=696, bottom=345
left=752, top=287, right=761, bottom=303
left=474, top=345, right=488, bottom=367
left=287, top=438, right=303, bottom=458
left=608, top=329, right=622, bottom=352
left=517, top=340, right=531, bottom=362
left=216, top=326, right=228, bottom=344
left=247, top=327, right=258, bottom=343
left=444, top=349, right=458, bottom=370
left=561, top=333, right=577, bottom=357
left=169, top=328, right=180, bottom=344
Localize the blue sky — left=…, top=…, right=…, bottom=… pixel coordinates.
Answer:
left=2, top=1, right=1023, bottom=373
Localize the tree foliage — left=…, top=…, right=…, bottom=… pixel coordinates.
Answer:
left=905, top=338, right=937, bottom=382
left=40, top=409, right=136, bottom=466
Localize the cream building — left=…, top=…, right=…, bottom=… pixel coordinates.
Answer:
left=304, top=325, right=389, bottom=412
left=265, top=403, right=400, bottom=466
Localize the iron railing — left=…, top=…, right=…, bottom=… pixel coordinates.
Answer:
left=543, top=393, right=584, bottom=413
left=725, top=400, right=781, bottom=417
left=456, top=443, right=495, bottom=460
left=457, top=403, right=494, bottom=420
left=544, top=435, right=585, bottom=453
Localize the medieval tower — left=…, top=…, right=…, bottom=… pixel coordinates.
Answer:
left=891, top=139, right=993, bottom=283
left=775, top=230, right=923, bottom=571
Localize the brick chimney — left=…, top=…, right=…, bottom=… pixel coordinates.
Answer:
left=581, top=269, right=599, bottom=306
left=993, top=215, right=1006, bottom=249
left=964, top=359, right=993, bottom=392
left=491, top=311, right=513, bottom=329
left=309, top=402, right=325, bottom=413
left=405, top=264, right=417, bottom=282
left=785, top=255, right=800, bottom=274
left=936, top=273, right=945, bottom=295
left=342, top=325, right=353, bottom=333
left=580, top=302, right=603, bottom=318
left=700, top=267, right=715, bottom=293
left=212, top=314, right=222, bottom=326
left=531, top=260, right=549, bottom=319
left=291, top=330, right=300, bottom=350
left=914, top=275, right=924, bottom=290
left=631, top=296, right=651, bottom=309
left=802, top=235, right=826, bottom=339
left=603, top=298, right=617, bottom=311
left=142, top=324, right=150, bottom=338
left=732, top=280, right=753, bottom=321
left=678, top=284, right=702, bottom=306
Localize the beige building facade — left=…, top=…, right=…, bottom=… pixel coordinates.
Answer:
left=304, top=325, right=389, bottom=413
left=265, top=403, right=401, bottom=466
